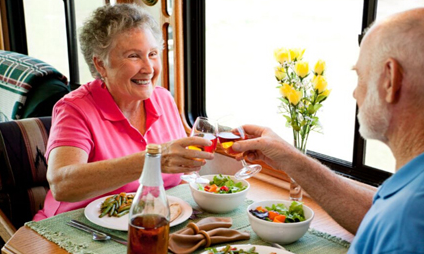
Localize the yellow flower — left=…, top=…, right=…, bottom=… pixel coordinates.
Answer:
left=274, top=47, right=290, bottom=64
left=275, top=66, right=286, bottom=81
left=295, top=61, right=309, bottom=78
left=289, top=48, right=305, bottom=62
left=321, top=88, right=331, bottom=97
left=273, top=47, right=331, bottom=150
left=314, top=60, right=326, bottom=76
left=279, top=83, right=292, bottom=98
left=287, top=89, right=302, bottom=106
left=313, top=75, right=328, bottom=93
left=280, top=83, right=302, bottom=105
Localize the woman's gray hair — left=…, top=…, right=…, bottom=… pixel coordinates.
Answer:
left=79, top=3, right=163, bottom=79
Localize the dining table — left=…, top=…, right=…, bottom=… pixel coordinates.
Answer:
left=2, top=174, right=355, bottom=254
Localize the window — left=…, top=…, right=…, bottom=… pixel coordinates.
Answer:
left=6, top=0, right=424, bottom=186
left=205, top=0, right=360, bottom=163
left=23, top=0, right=68, bottom=77
left=74, top=0, right=106, bottom=84
left=22, top=0, right=104, bottom=86
left=185, top=0, right=424, bottom=186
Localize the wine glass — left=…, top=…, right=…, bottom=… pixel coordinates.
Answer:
left=217, top=116, right=262, bottom=179
left=180, top=117, right=217, bottom=184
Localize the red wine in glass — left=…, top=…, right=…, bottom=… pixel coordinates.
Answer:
left=191, top=133, right=217, bottom=153
left=217, top=116, right=262, bottom=179
left=181, top=117, right=217, bottom=184
left=217, top=131, right=243, bottom=156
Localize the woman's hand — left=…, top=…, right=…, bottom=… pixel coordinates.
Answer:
left=160, top=136, right=215, bottom=173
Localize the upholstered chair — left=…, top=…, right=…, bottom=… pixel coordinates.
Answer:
left=0, top=117, right=51, bottom=243
left=0, top=50, right=70, bottom=122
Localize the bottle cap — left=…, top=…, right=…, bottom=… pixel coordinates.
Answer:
left=146, top=144, right=161, bottom=154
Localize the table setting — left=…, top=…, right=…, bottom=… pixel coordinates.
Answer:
left=83, top=194, right=192, bottom=231
left=24, top=183, right=351, bottom=254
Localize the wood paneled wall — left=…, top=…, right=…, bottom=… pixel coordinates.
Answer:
left=0, top=0, right=9, bottom=50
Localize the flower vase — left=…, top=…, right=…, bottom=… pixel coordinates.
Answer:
left=290, top=176, right=302, bottom=201
left=289, top=134, right=305, bottom=201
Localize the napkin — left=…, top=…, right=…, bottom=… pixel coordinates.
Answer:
left=168, top=217, right=250, bottom=254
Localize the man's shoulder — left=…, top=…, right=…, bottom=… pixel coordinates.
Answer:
left=353, top=176, right=424, bottom=253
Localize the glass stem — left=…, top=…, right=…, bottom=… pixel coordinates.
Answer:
left=241, top=159, right=249, bottom=168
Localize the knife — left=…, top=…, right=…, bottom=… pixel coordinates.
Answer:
left=68, top=220, right=128, bottom=245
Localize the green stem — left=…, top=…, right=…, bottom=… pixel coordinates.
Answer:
left=300, top=90, right=320, bottom=152
left=302, top=125, right=310, bottom=153
left=288, top=104, right=299, bottom=148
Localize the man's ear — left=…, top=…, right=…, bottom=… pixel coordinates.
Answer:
left=93, top=56, right=107, bottom=78
left=383, top=58, right=403, bottom=103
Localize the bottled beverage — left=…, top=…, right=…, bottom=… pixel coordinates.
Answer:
left=127, top=144, right=170, bottom=254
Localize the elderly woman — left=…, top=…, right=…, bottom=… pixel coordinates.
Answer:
left=33, top=3, right=213, bottom=220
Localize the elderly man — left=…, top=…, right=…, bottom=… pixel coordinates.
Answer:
left=232, top=7, right=424, bottom=254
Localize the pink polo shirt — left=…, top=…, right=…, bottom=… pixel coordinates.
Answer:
left=33, top=79, right=187, bottom=221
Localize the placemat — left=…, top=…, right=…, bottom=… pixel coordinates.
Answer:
left=26, top=184, right=350, bottom=254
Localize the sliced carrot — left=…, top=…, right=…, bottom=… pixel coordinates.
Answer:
left=273, top=215, right=286, bottom=223
left=256, top=206, right=268, bottom=212
left=268, top=211, right=279, bottom=220
left=208, top=184, right=219, bottom=193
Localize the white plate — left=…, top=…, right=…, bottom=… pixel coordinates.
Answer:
left=199, top=244, right=293, bottom=254
left=84, top=194, right=192, bottom=231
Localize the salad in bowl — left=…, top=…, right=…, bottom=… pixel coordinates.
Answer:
left=247, top=200, right=314, bottom=244
left=189, top=174, right=250, bottom=213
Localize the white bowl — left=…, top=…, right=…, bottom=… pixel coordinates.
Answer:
left=247, top=199, right=314, bottom=244
left=189, top=174, right=250, bottom=213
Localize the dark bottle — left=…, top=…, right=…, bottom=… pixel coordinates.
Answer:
left=127, top=144, right=170, bottom=254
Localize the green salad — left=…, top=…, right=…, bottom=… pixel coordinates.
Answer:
left=249, top=201, right=306, bottom=223
left=197, top=174, right=247, bottom=194
left=205, top=245, right=259, bottom=254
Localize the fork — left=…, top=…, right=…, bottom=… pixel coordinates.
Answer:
left=66, top=222, right=111, bottom=241
left=66, top=221, right=127, bottom=245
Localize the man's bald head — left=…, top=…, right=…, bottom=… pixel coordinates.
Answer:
left=354, top=8, right=424, bottom=144
left=364, top=8, right=424, bottom=91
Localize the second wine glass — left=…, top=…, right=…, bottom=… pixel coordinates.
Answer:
left=217, top=116, right=262, bottom=179
left=180, top=117, right=217, bottom=184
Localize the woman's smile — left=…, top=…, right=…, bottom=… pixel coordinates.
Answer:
left=131, top=79, right=151, bottom=85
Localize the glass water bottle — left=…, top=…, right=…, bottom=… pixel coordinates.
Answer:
left=127, top=144, right=170, bottom=254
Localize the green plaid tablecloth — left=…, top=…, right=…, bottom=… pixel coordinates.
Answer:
left=26, top=184, right=350, bottom=254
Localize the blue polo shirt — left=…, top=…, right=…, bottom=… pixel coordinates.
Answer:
left=348, top=153, right=424, bottom=253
